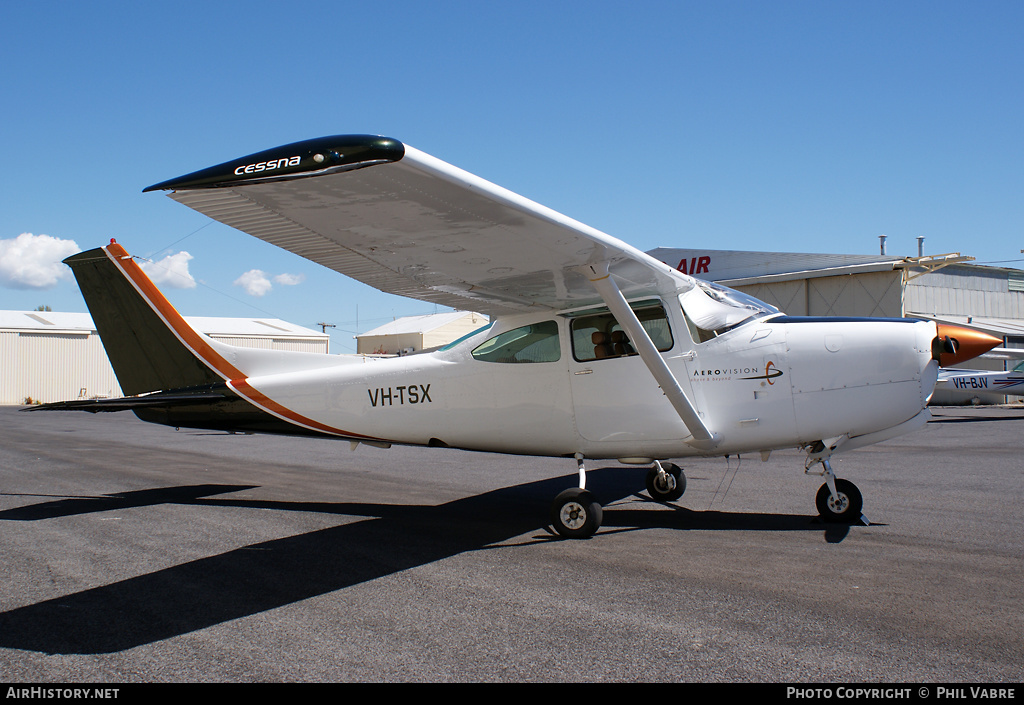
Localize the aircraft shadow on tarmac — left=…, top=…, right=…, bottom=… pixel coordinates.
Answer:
left=928, top=412, right=1024, bottom=424
left=0, top=467, right=847, bottom=655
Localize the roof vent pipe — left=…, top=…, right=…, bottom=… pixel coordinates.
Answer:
left=917, top=236, right=925, bottom=257
left=879, top=235, right=887, bottom=255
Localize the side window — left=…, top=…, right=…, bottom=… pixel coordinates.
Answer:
left=570, top=303, right=673, bottom=362
left=471, top=321, right=561, bottom=363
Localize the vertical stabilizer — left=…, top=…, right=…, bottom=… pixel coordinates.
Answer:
left=64, top=243, right=233, bottom=396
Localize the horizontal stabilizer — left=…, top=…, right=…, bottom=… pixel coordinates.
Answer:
left=25, top=382, right=338, bottom=437
left=24, top=387, right=230, bottom=413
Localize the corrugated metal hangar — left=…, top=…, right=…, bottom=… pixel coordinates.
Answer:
left=1, top=311, right=328, bottom=405
left=648, top=247, right=1024, bottom=403
left=356, top=311, right=488, bottom=355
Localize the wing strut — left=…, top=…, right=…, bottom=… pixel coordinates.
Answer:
left=582, top=262, right=720, bottom=451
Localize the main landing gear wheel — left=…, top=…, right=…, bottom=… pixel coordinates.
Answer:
left=550, top=487, right=603, bottom=539
left=815, top=478, right=863, bottom=523
left=645, top=463, right=686, bottom=503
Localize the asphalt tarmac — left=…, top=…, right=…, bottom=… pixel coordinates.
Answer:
left=0, top=405, right=1021, bottom=683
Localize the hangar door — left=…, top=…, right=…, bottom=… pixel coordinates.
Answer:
left=738, top=271, right=903, bottom=318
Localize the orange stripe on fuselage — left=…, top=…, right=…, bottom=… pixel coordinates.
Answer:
left=105, top=242, right=246, bottom=381
left=103, top=243, right=378, bottom=440
left=228, top=379, right=375, bottom=439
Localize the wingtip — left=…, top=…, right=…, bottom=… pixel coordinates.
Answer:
left=141, top=135, right=405, bottom=193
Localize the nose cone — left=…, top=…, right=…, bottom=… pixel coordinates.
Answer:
left=934, top=324, right=1002, bottom=366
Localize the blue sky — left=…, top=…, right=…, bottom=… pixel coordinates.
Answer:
left=2, top=1, right=1021, bottom=352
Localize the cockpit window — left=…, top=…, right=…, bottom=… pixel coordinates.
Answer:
left=471, top=320, right=560, bottom=363
left=569, top=301, right=673, bottom=362
left=680, top=281, right=778, bottom=343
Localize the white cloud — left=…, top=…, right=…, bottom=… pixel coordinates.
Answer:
left=234, top=269, right=273, bottom=297
left=233, top=269, right=305, bottom=296
left=273, top=272, right=306, bottom=286
left=139, top=251, right=197, bottom=289
left=0, top=233, right=81, bottom=289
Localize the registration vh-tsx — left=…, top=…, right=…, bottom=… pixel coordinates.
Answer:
left=32, top=135, right=1001, bottom=538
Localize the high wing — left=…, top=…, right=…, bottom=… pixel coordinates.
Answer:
left=144, top=135, right=691, bottom=316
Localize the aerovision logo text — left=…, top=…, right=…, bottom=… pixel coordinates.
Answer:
left=234, top=156, right=301, bottom=175
left=693, top=362, right=783, bottom=384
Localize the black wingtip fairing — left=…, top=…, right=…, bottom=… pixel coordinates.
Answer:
left=142, top=135, right=405, bottom=192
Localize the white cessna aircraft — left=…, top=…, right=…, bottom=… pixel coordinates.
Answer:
left=935, top=352, right=1024, bottom=402
left=37, top=135, right=1001, bottom=538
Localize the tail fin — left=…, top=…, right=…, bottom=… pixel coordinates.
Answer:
left=46, top=242, right=363, bottom=439
left=64, top=242, right=240, bottom=396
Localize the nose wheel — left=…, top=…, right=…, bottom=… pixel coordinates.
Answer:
left=805, top=452, right=867, bottom=524
left=815, top=477, right=863, bottom=523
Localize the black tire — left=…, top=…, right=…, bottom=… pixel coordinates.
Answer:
left=815, top=479, right=863, bottom=523
left=645, top=463, right=686, bottom=502
left=550, top=488, right=603, bottom=539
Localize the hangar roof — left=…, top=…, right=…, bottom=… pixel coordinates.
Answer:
left=646, top=248, right=904, bottom=283
left=644, top=248, right=1010, bottom=286
left=0, top=311, right=327, bottom=339
left=0, top=311, right=96, bottom=334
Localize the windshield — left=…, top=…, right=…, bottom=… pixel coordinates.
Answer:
left=471, top=321, right=560, bottom=363
left=440, top=322, right=493, bottom=351
left=680, top=281, right=778, bottom=343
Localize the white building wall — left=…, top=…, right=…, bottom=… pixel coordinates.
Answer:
left=3, top=320, right=329, bottom=405
left=421, top=314, right=488, bottom=350
left=206, top=335, right=328, bottom=354
left=906, top=266, right=1024, bottom=320
left=1, top=331, right=122, bottom=404
left=357, top=332, right=423, bottom=355
left=356, top=312, right=488, bottom=354
left=737, top=280, right=808, bottom=314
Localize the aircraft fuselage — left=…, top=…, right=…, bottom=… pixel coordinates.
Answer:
left=236, top=294, right=939, bottom=461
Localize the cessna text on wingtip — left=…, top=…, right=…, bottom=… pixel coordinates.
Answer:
left=233, top=155, right=302, bottom=175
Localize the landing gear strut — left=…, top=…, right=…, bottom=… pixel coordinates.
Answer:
left=550, top=455, right=603, bottom=539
